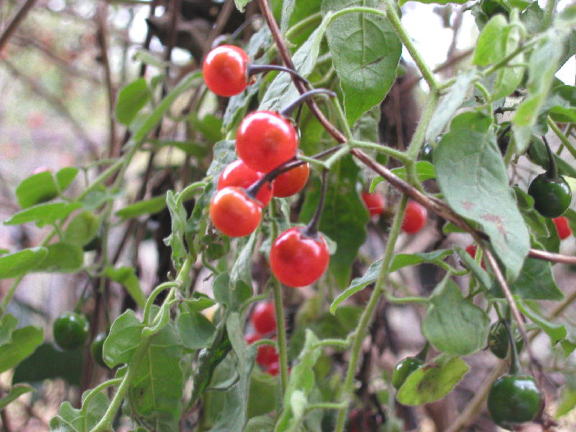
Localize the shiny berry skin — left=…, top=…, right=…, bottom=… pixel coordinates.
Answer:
left=236, top=111, right=298, bottom=173
left=361, top=192, right=385, bottom=217
left=392, top=357, right=423, bottom=389
left=256, top=344, right=279, bottom=368
left=217, top=160, right=272, bottom=206
left=53, top=312, right=90, bottom=351
left=202, top=45, right=249, bottom=97
left=401, top=201, right=428, bottom=234
left=266, top=361, right=280, bottom=376
left=209, top=187, right=262, bottom=237
left=487, top=320, right=523, bottom=360
left=487, top=375, right=542, bottom=429
left=270, top=227, right=330, bottom=287
left=553, top=216, right=572, bottom=240
left=528, top=173, right=572, bottom=218
left=251, top=301, right=276, bottom=335
left=91, top=332, right=108, bottom=368
left=272, top=163, right=310, bottom=198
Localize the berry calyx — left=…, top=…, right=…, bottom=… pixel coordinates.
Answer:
left=401, top=201, right=428, bottom=234
left=236, top=111, right=298, bottom=173
left=361, top=191, right=385, bottom=217
left=202, top=45, right=249, bottom=97
left=487, top=375, right=542, bottom=429
left=217, top=160, right=272, bottom=206
left=53, top=311, right=90, bottom=351
left=553, top=216, right=572, bottom=240
left=209, top=187, right=262, bottom=237
left=271, top=162, right=310, bottom=198
left=251, top=301, right=276, bottom=335
left=270, top=226, right=330, bottom=287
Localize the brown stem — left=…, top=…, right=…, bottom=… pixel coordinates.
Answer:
left=0, top=0, right=38, bottom=51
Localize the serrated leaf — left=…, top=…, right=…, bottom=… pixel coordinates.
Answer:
left=324, top=0, right=401, bottom=125
left=33, top=242, right=84, bottom=273
left=104, top=266, right=146, bottom=309
left=0, top=384, right=34, bottom=410
left=103, top=310, right=144, bottom=368
left=115, top=78, right=151, bottom=125
left=396, top=355, right=469, bottom=405
left=435, top=111, right=529, bottom=279
left=0, top=247, right=48, bottom=279
left=0, top=326, right=43, bottom=373
left=422, top=278, right=490, bottom=355
left=5, top=202, right=81, bottom=227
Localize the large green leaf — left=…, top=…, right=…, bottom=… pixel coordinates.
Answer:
left=0, top=326, right=43, bottom=373
left=300, top=156, right=369, bottom=288
left=505, top=258, right=563, bottom=300
left=396, top=355, right=469, bottom=405
left=324, top=0, right=401, bottom=125
left=4, top=202, right=81, bottom=227
left=127, top=324, right=184, bottom=432
left=33, top=242, right=84, bottom=273
left=177, top=311, right=216, bottom=350
left=0, top=247, right=48, bottom=279
left=435, top=112, right=529, bottom=279
left=49, top=391, right=109, bottom=432
left=115, top=78, right=151, bottom=125
left=15, top=171, right=59, bottom=208
left=422, top=278, right=490, bottom=355
left=103, top=310, right=144, bottom=368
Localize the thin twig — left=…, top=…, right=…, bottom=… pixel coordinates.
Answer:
left=0, top=0, right=38, bottom=51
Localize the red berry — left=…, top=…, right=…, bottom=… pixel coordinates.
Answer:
left=466, top=244, right=477, bottom=258
left=266, top=361, right=280, bottom=376
left=202, top=45, right=249, bottom=97
left=209, top=187, right=262, bottom=237
left=256, top=344, right=279, bottom=368
left=245, top=332, right=260, bottom=345
left=361, top=191, right=385, bottom=217
left=401, top=201, right=427, bottom=234
left=217, top=160, right=272, bottom=207
left=272, top=163, right=310, bottom=198
left=236, top=111, right=298, bottom=173
left=553, top=216, right=572, bottom=240
left=251, top=301, right=276, bottom=335
left=270, top=227, right=330, bottom=287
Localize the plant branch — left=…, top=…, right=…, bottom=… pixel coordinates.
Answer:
left=0, top=0, right=38, bottom=51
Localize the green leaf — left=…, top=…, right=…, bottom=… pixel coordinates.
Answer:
left=132, top=72, right=200, bottom=144
left=528, top=136, right=576, bottom=178
left=13, top=343, right=83, bottom=386
left=104, top=266, right=146, bottom=309
left=49, top=391, right=109, bottom=432
left=390, top=250, right=453, bottom=272
left=64, top=211, right=99, bottom=247
left=0, top=247, right=48, bottom=279
left=557, top=386, right=576, bottom=417
left=234, top=0, right=251, bottom=12
left=33, top=242, right=84, bottom=273
left=324, top=0, right=401, bottom=125
left=127, top=324, right=184, bottom=432
left=56, top=167, right=79, bottom=191
left=275, top=330, right=321, bottom=431
left=435, top=112, right=530, bottom=279
left=116, top=195, right=167, bottom=220
left=5, top=202, right=81, bottom=227
left=396, top=355, right=469, bottom=405
left=513, top=28, right=570, bottom=153
left=426, top=70, right=477, bottom=141
left=230, top=232, right=258, bottom=287
left=103, top=310, right=144, bottom=368
left=492, top=25, right=524, bottom=100
left=517, top=299, right=566, bottom=344
left=455, top=247, right=492, bottom=290
left=506, top=258, right=563, bottom=300
left=422, top=278, right=490, bottom=355
left=213, top=273, right=252, bottom=311
left=16, top=171, right=59, bottom=208
left=0, top=326, right=43, bottom=373
left=245, top=415, right=276, bottom=432
left=115, top=78, right=151, bottom=125
left=473, top=15, right=508, bottom=66
left=260, top=15, right=331, bottom=111
left=0, top=314, right=17, bottom=345
left=371, top=162, right=436, bottom=191
left=164, top=190, right=188, bottom=266
left=300, top=156, right=369, bottom=288
left=176, top=312, right=216, bottom=350
left=0, top=384, right=34, bottom=410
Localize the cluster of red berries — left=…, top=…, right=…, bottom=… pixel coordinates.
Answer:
left=203, top=45, right=328, bottom=288
left=245, top=301, right=279, bottom=375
